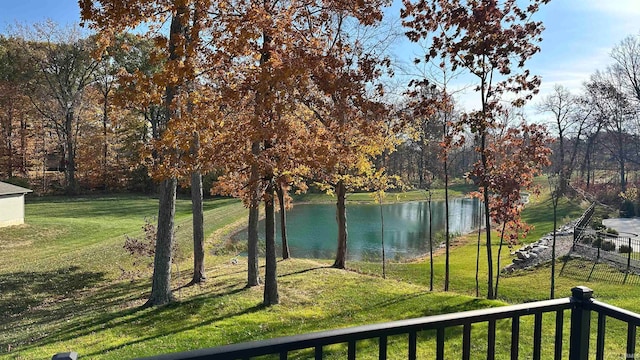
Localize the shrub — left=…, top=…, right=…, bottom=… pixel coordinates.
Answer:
left=606, top=227, right=619, bottom=236
left=620, top=200, right=636, bottom=218
left=601, top=240, right=616, bottom=252
left=593, top=237, right=602, bottom=248
left=619, top=245, right=632, bottom=254
left=581, top=234, right=595, bottom=244
left=121, top=217, right=178, bottom=280
left=591, top=217, right=605, bottom=231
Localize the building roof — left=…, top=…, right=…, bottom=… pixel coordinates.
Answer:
left=0, top=181, right=33, bottom=196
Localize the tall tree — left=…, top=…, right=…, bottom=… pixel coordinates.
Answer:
left=0, top=36, right=36, bottom=180
left=303, top=20, right=393, bottom=270
left=80, top=0, right=211, bottom=306
left=611, top=34, right=640, bottom=104
left=23, top=23, right=100, bottom=195
left=402, top=0, right=550, bottom=299
left=211, top=1, right=390, bottom=304
left=482, top=122, right=551, bottom=298
left=585, top=69, right=635, bottom=193
left=537, top=84, right=589, bottom=194
left=405, top=82, right=457, bottom=291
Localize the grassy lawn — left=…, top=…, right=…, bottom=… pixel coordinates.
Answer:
left=1, top=188, right=638, bottom=359
left=292, top=183, right=477, bottom=204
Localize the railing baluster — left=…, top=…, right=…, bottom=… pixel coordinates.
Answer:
left=511, top=316, right=520, bottom=360
left=569, top=286, right=593, bottom=360
left=436, top=328, right=444, bottom=360
left=487, top=319, right=496, bottom=360
left=596, top=312, right=606, bottom=360
left=379, top=335, right=387, bottom=360
left=348, top=340, right=356, bottom=360
left=627, top=323, right=636, bottom=360
left=408, top=331, right=417, bottom=360
left=555, top=310, right=564, bottom=360
left=107, top=287, right=621, bottom=360
left=533, top=312, right=542, bottom=360
left=462, top=323, right=471, bottom=360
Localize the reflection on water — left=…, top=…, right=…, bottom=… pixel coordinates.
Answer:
left=231, top=198, right=483, bottom=261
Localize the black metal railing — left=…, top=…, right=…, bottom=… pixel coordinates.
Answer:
left=106, top=286, right=636, bottom=360
left=573, top=203, right=595, bottom=245
left=52, top=286, right=640, bottom=360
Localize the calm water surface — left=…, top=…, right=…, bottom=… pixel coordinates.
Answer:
left=232, top=198, right=483, bottom=261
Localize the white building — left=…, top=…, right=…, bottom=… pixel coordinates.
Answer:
left=0, top=182, right=33, bottom=227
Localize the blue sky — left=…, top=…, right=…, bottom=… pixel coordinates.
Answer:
left=1, top=0, right=639, bottom=120
left=383, top=0, right=640, bottom=117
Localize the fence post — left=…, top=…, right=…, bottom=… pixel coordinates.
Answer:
left=569, top=286, right=593, bottom=360
left=628, top=237, right=632, bottom=270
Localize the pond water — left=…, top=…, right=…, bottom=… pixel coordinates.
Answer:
left=232, top=198, right=483, bottom=261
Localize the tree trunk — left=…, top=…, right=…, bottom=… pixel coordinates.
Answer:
left=481, top=131, right=494, bottom=299
left=494, top=222, right=507, bottom=299
left=190, top=170, right=206, bottom=284
left=619, top=137, right=626, bottom=192
left=247, top=142, right=261, bottom=287
left=20, top=114, right=27, bottom=175
left=333, top=180, right=348, bottom=269
left=263, top=179, right=279, bottom=306
left=247, top=201, right=260, bottom=287
left=428, top=190, right=433, bottom=291
left=276, top=182, right=290, bottom=259
left=65, top=110, right=78, bottom=195
left=620, top=160, right=626, bottom=193
left=475, top=201, right=482, bottom=298
left=4, top=112, right=13, bottom=178
left=551, top=196, right=558, bottom=299
left=444, top=151, right=450, bottom=292
left=144, top=177, right=177, bottom=307
left=102, top=88, right=109, bottom=189
left=418, top=143, right=426, bottom=188
left=557, top=131, right=567, bottom=195
left=379, top=194, right=386, bottom=279
left=144, top=4, right=185, bottom=307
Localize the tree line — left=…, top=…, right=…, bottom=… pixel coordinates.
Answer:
left=537, top=34, right=640, bottom=207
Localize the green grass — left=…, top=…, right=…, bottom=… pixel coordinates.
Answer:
left=1, top=188, right=639, bottom=359
left=292, top=183, right=477, bottom=204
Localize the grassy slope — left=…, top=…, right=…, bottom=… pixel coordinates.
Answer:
left=1, top=188, right=638, bottom=359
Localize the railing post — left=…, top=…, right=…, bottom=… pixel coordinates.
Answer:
left=627, top=237, right=632, bottom=270
left=52, top=352, right=78, bottom=360
left=569, top=286, right=593, bottom=360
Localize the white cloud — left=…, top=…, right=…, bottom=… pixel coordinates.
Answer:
left=581, top=0, right=640, bottom=17
left=538, top=47, right=612, bottom=93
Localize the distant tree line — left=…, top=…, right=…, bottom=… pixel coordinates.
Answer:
left=537, top=34, right=640, bottom=213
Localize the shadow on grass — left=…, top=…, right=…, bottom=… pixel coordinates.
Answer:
left=10, top=275, right=252, bottom=355
left=9, top=263, right=504, bottom=358
left=0, top=266, right=106, bottom=322
left=0, top=266, right=110, bottom=351
left=79, top=292, right=264, bottom=358
left=278, top=265, right=332, bottom=278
